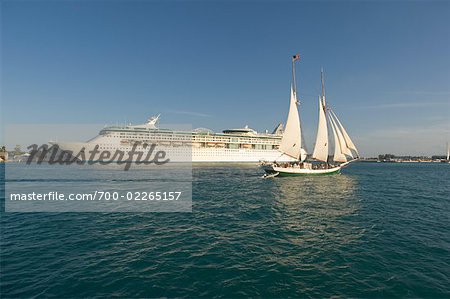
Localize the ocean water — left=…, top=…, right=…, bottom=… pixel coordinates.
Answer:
left=1, top=162, right=449, bottom=298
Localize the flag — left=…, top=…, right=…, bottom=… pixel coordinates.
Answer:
left=293, top=54, right=300, bottom=61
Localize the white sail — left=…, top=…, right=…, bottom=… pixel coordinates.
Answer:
left=328, top=113, right=348, bottom=163
left=300, top=148, right=308, bottom=162
left=299, top=114, right=308, bottom=162
left=447, top=142, right=449, bottom=160
left=312, top=96, right=329, bottom=162
left=329, top=112, right=353, bottom=157
left=280, top=87, right=303, bottom=160
left=330, top=109, right=359, bottom=157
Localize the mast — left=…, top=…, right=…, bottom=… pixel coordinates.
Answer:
left=279, top=54, right=306, bottom=161
left=292, top=54, right=300, bottom=96
left=312, top=68, right=329, bottom=162
left=321, top=67, right=326, bottom=105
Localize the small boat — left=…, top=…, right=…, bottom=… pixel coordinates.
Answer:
left=261, top=55, right=358, bottom=176
left=262, top=172, right=280, bottom=179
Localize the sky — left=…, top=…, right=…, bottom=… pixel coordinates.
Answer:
left=1, top=0, right=449, bottom=157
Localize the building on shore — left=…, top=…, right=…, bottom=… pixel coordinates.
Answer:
left=0, top=147, right=8, bottom=162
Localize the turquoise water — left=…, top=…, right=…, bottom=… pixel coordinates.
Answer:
left=1, top=162, right=449, bottom=297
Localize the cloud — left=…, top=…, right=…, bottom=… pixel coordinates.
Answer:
left=383, top=91, right=450, bottom=96
left=346, top=101, right=449, bottom=110
left=165, top=110, right=212, bottom=118
left=343, top=90, right=450, bottom=110
left=369, top=123, right=449, bottom=139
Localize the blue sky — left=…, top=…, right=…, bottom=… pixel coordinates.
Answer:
left=1, top=0, right=449, bottom=156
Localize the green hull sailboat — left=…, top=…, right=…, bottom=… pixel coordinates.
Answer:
left=261, top=55, right=358, bottom=177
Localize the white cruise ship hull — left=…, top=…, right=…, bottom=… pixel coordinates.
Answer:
left=46, top=115, right=294, bottom=163
left=52, top=142, right=296, bottom=163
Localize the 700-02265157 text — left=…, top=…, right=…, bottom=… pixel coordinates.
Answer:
left=9, top=191, right=183, bottom=201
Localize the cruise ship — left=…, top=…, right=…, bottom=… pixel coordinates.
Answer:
left=53, top=115, right=296, bottom=162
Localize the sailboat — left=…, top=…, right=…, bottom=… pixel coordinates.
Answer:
left=261, top=55, right=359, bottom=177
left=446, top=142, right=450, bottom=163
